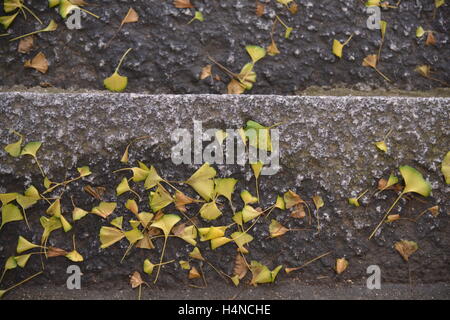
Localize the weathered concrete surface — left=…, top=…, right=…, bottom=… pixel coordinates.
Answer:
left=0, top=0, right=449, bottom=93
left=0, top=92, right=449, bottom=298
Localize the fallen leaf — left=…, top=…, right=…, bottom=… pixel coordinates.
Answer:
left=227, top=79, right=245, bottom=94
left=362, top=54, right=377, bottom=68
left=267, top=39, right=280, bottom=56
left=91, top=202, right=117, bottom=218
left=24, top=52, right=48, bottom=74
left=130, top=271, right=143, bottom=288
left=200, top=64, right=212, bottom=80
left=174, top=0, right=194, bottom=8
left=256, top=2, right=265, bottom=16
left=47, top=247, right=69, bottom=257
left=335, top=258, right=348, bottom=274
left=186, top=163, right=216, bottom=201
left=104, top=48, right=132, bottom=92
left=18, top=36, right=34, bottom=53
left=283, top=190, right=304, bottom=209
left=426, top=32, right=436, bottom=46
left=188, top=267, right=201, bottom=279
left=233, top=254, right=248, bottom=279
left=174, top=191, right=195, bottom=213
left=394, top=240, right=418, bottom=261
left=290, top=203, right=306, bottom=219
left=386, top=214, right=400, bottom=222
left=121, top=8, right=139, bottom=27
left=269, top=219, right=289, bottom=238
left=441, top=151, right=450, bottom=184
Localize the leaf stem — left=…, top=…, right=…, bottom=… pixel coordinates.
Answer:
left=22, top=5, right=43, bottom=25
left=79, top=7, right=100, bottom=19
left=285, top=251, right=332, bottom=273
left=154, top=236, right=168, bottom=283
left=368, top=192, right=404, bottom=240
left=115, top=48, right=133, bottom=73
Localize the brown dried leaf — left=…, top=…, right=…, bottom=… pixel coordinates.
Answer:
left=174, top=191, right=195, bottom=213
left=267, top=40, right=280, bottom=56
left=174, top=0, right=194, bottom=8
left=135, top=233, right=155, bottom=249
left=70, top=0, right=88, bottom=5
left=335, top=258, right=348, bottom=274
left=386, top=214, right=400, bottom=222
left=171, top=222, right=187, bottom=237
left=83, top=185, right=105, bottom=200
left=130, top=271, right=143, bottom=288
left=288, top=2, right=298, bottom=14
left=394, top=240, right=418, bottom=262
left=362, top=54, right=377, bottom=68
left=18, top=36, right=34, bottom=54
left=426, top=32, right=436, bottom=46
left=290, top=203, right=306, bottom=219
left=415, top=65, right=431, bottom=77
left=227, top=79, right=245, bottom=94
left=121, top=8, right=139, bottom=27
left=200, top=64, right=212, bottom=80
left=256, top=2, right=265, bottom=16
left=188, top=266, right=201, bottom=279
left=428, top=206, right=439, bottom=217
left=233, top=254, right=248, bottom=280
left=47, top=247, right=69, bottom=257
left=24, top=52, right=48, bottom=74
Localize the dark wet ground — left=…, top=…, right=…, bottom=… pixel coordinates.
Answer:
left=0, top=0, right=449, bottom=94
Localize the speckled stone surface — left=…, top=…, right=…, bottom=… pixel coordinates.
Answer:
left=0, top=92, right=449, bottom=295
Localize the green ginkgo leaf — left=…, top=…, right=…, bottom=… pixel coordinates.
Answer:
left=0, top=193, right=18, bottom=206
left=214, top=178, right=238, bottom=201
left=143, top=259, right=174, bottom=276
left=188, top=11, right=204, bottom=24
left=186, top=163, right=216, bottom=201
left=375, top=141, right=388, bottom=152
left=285, top=27, right=293, bottom=38
left=40, top=216, right=62, bottom=245
left=10, top=20, right=57, bottom=41
left=65, top=250, right=83, bottom=262
left=116, top=177, right=131, bottom=196
left=15, top=254, right=32, bottom=268
left=20, top=142, right=41, bottom=157
left=245, top=45, right=266, bottom=63
left=441, top=151, right=450, bottom=184
left=245, top=120, right=272, bottom=151
left=17, top=236, right=40, bottom=254
left=0, top=12, right=19, bottom=30
left=77, top=166, right=91, bottom=177
left=400, top=166, right=431, bottom=197
left=59, top=214, right=72, bottom=232
left=416, top=26, right=425, bottom=38
left=59, top=0, right=79, bottom=18
left=4, top=0, right=22, bottom=13
left=274, top=195, right=285, bottom=210
left=46, top=199, right=61, bottom=217
left=1, top=203, right=23, bottom=230
left=4, top=131, right=22, bottom=156
left=249, top=261, right=282, bottom=286
left=104, top=48, right=132, bottom=92
left=72, top=207, right=89, bottom=221
left=149, top=184, right=174, bottom=212
left=99, top=226, right=125, bottom=249
left=199, top=201, right=222, bottom=221
left=48, top=0, right=61, bottom=8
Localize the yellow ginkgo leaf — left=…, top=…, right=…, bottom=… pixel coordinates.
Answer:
left=116, top=177, right=131, bottom=196
left=214, top=178, right=238, bottom=201
left=240, top=190, right=258, bottom=205
left=99, top=226, right=125, bottom=249
left=210, top=237, right=232, bottom=250
left=189, top=247, right=205, bottom=261
left=198, top=226, right=227, bottom=241
left=16, top=236, right=40, bottom=254
left=269, top=219, right=289, bottom=238
left=0, top=12, right=19, bottom=30
left=20, top=141, right=41, bottom=157
left=186, top=163, right=216, bottom=201
left=231, top=231, right=253, bottom=253
left=188, top=11, right=204, bottom=24
left=335, top=258, right=348, bottom=274
left=242, top=205, right=261, bottom=223
left=1, top=204, right=23, bottom=230
left=245, top=45, right=266, bottom=63
left=66, top=250, right=83, bottom=262
left=400, top=166, right=431, bottom=197
left=104, top=48, right=132, bottom=92
left=4, top=131, right=22, bottom=157
left=199, top=201, right=222, bottom=221
left=91, top=202, right=117, bottom=219
left=375, top=140, right=388, bottom=152
left=249, top=261, right=282, bottom=286
left=149, top=184, right=173, bottom=212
